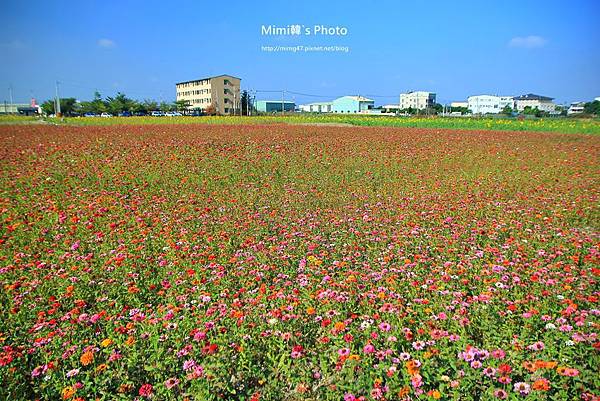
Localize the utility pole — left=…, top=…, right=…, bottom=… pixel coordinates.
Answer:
left=281, top=90, right=285, bottom=115
left=8, top=85, right=13, bottom=114
left=55, top=81, right=62, bottom=117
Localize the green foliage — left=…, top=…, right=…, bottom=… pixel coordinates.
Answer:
left=40, top=97, right=78, bottom=116
left=584, top=100, right=600, bottom=115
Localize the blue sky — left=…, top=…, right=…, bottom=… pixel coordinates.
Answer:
left=1, top=0, right=599, bottom=106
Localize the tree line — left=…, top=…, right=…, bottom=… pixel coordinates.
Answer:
left=41, top=90, right=255, bottom=116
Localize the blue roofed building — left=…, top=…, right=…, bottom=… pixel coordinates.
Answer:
left=332, top=96, right=374, bottom=113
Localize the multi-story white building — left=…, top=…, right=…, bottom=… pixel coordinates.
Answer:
left=175, top=74, right=241, bottom=115
left=513, top=93, right=555, bottom=113
left=567, top=102, right=585, bottom=115
left=450, top=101, right=468, bottom=109
left=399, top=91, right=436, bottom=110
left=467, top=95, right=514, bottom=114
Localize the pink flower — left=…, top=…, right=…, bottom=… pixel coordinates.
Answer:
left=491, top=349, right=506, bottom=359
left=411, top=373, right=423, bottom=388
left=164, top=378, right=179, bottom=389
left=513, top=382, right=530, bottom=395
left=338, top=348, right=350, bottom=357
left=363, top=344, right=375, bottom=354
left=378, top=322, right=391, bottom=332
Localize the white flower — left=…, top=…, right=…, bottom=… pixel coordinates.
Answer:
left=565, top=340, right=575, bottom=346
left=545, top=323, right=556, bottom=330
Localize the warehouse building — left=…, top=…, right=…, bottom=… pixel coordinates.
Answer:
left=332, top=96, right=374, bottom=113
left=299, top=102, right=333, bottom=113
left=175, top=74, right=241, bottom=115
left=255, top=100, right=295, bottom=113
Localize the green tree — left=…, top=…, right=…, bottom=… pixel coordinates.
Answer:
left=40, top=98, right=78, bottom=116
left=501, top=105, right=513, bottom=115
left=583, top=100, right=600, bottom=115
left=159, top=101, right=173, bottom=112
left=89, top=91, right=107, bottom=114
left=142, top=99, right=159, bottom=113
left=105, top=92, right=135, bottom=114
left=175, top=99, right=191, bottom=113
left=241, top=90, right=253, bottom=116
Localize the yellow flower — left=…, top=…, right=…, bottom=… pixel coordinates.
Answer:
left=101, top=338, right=113, bottom=347
left=62, top=386, right=76, bottom=400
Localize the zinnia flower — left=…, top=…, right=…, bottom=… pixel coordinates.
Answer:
left=139, top=383, right=153, bottom=397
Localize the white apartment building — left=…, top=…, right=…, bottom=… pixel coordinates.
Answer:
left=399, top=91, right=436, bottom=110
left=513, top=93, right=555, bottom=113
left=450, top=101, right=468, bottom=109
left=567, top=102, right=585, bottom=115
left=467, top=95, right=514, bottom=114
left=175, top=74, right=241, bottom=114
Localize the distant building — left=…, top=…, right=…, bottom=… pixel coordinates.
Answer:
left=567, top=102, right=585, bottom=115
left=399, top=91, right=436, bottom=110
left=514, top=93, right=555, bottom=113
left=450, top=101, right=468, bottom=109
left=332, top=96, right=374, bottom=113
left=0, top=102, right=40, bottom=114
left=175, top=74, right=241, bottom=115
left=299, top=102, right=333, bottom=113
left=256, top=100, right=295, bottom=113
left=382, top=104, right=401, bottom=113
left=467, top=95, right=514, bottom=114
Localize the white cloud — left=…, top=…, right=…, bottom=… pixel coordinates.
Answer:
left=97, top=38, right=116, bottom=48
left=508, top=35, right=547, bottom=49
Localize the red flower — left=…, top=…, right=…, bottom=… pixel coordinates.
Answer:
left=139, top=384, right=153, bottom=398
left=498, top=364, right=512, bottom=375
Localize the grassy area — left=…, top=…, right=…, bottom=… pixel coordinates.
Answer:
left=34, top=114, right=600, bottom=134
left=0, top=115, right=43, bottom=124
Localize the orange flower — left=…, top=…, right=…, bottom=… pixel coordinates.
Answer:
left=398, top=386, right=410, bottom=397
left=306, top=307, right=316, bottom=315
left=62, top=386, right=76, bottom=400
left=522, top=361, right=536, bottom=372
left=334, top=322, right=346, bottom=332
left=532, top=378, right=550, bottom=391
left=405, top=360, right=420, bottom=376
left=125, top=336, right=135, bottom=346
left=80, top=351, right=94, bottom=366
left=96, top=363, right=108, bottom=373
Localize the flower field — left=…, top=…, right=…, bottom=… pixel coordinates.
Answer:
left=36, top=115, right=600, bottom=135
left=0, top=123, right=599, bottom=400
